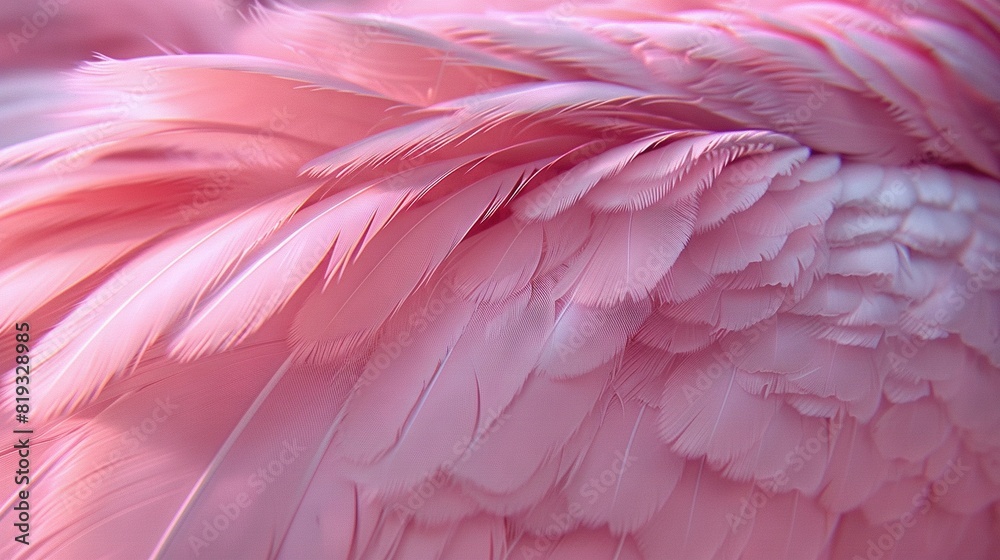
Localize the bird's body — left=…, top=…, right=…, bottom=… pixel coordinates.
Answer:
left=1, top=1, right=999, bottom=559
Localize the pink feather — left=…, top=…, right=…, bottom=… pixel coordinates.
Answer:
left=2, top=1, right=1000, bottom=559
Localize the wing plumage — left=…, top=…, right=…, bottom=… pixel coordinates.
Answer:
left=2, top=2, right=999, bottom=559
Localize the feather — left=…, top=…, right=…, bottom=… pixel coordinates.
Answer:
left=449, top=363, right=607, bottom=494
left=733, top=490, right=834, bottom=560
left=686, top=212, right=789, bottom=276
left=290, top=161, right=535, bottom=362
left=635, top=461, right=751, bottom=560
left=659, top=352, right=780, bottom=469
left=256, top=10, right=545, bottom=106
left=0, top=231, right=156, bottom=329
left=557, top=196, right=698, bottom=306
left=2, top=342, right=292, bottom=560
left=170, top=160, right=470, bottom=361
left=536, top=296, right=651, bottom=379
left=895, top=205, right=973, bottom=256
left=564, top=401, right=684, bottom=533
left=819, top=418, right=888, bottom=513
left=354, top=281, right=556, bottom=493
left=871, top=399, right=951, bottom=463
left=583, top=131, right=796, bottom=213
left=28, top=190, right=308, bottom=417
left=445, top=218, right=543, bottom=304
left=512, top=133, right=673, bottom=222
left=331, top=280, right=476, bottom=466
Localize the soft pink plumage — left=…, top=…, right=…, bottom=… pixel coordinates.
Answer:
left=1, top=0, right=999, bottom=558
